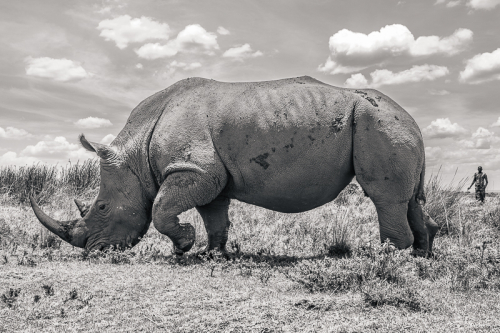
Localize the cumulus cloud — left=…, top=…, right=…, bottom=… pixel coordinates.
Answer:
left=217, top=26, right=230, bottom=35
left=136, top=63, right=143, bottom=69
left=460, top=127, right=500, bottom=149
left=169, top=61, right=202, bottom=70
left=425, top=146, right=443, bottom=162
left=175, top=24, right=219, bottom=54
left=0, top=126, right=33, bottom=140
left=97, top=15, right=170, bottom=49
left=100, top=134, right=116, bottom=145
left=428, top=89, right=450, bottom=95
left=136, top=24, right=219, bottom=59
left=135, top=41, right=178, bottom=59
left=491, top=117, right=500, bottom=127
left=436, top=0, right=500, bottom=9
left=446, top=0, right=462, bottom=7
left=344, top=73, right=369, bottom=88
left=0, top=152, right=39, bottom=167
left=344, top=65, right=449, bottom=88
left=21, top=137, right=94, bottom=161
left=25, top=57, right=89, bottom=82
left=222, top=44, right=263, bottom=61
left=410, top=28, right=473, bottom=56
left=467, top=0, right=500, bottom=9
left=74, top=117, right=113, bottom=129
left=422, top=118, right=468, bottom=139
left=459, top=48, right=500, bottom=84
left=318, top=24, right=472, bottom=74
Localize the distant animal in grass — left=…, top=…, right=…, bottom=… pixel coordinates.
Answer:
left=30, top=76, right=438, bottom=255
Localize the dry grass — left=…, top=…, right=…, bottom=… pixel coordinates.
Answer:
left=1, top=164, right=500, bottom=332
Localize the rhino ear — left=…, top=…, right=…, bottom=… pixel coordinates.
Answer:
left=79, top=134, right=117, bottom=160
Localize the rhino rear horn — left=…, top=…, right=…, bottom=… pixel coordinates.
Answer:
left=74, top=199, right=90, bottom=217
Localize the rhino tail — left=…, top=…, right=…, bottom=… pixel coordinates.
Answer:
left=415, top=156, right=426, bottom=205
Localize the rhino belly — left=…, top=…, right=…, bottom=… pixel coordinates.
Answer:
left=216, top=122, right=354, bottom=213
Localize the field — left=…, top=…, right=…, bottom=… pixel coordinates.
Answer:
left=1, top=162, right=500, bottom=332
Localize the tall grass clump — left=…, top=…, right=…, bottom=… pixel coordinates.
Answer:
left=60, top=160, right=100, bottom=195
left=0, top=164, right=59, bottom=204
left=0, top=160, right=99, bottom=204
left=424, top=168, right=468, bottom=236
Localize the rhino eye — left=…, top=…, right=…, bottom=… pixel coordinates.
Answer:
left=99, top=204, right=106, bottom=210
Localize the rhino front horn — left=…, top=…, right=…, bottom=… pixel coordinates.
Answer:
left=74, top=199, right=90, bottom=217
left=30, top=196, right=88, bottom=248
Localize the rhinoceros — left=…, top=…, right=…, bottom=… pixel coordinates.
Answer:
left=30, top=76, right=438, bottom=255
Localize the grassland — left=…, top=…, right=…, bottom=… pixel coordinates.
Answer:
left=1, top=162, right=500, bottom=332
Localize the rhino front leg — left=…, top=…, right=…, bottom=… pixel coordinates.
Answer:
left=196, top=196, right=231, bottom=253
left=153, top=171, right=226, bottom=255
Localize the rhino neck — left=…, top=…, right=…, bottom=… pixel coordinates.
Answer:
left=112, top=89, right=178, bottom=201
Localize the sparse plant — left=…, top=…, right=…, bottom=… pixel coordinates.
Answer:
left=362, top=281, right=428, bottom=312
left=1, top=288, right=21, bottom=309
left=42, top=284, right=54, bottom=296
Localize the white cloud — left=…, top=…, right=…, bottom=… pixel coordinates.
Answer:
left=467, top=0, right=500, bottom=9
left=135, top=41, right=178, bottom=59
left=317, top=57, right=364, bottom=75
left=460, top=127, right=500, bottom=149
left=344, top=73, right=369, bottom=88
left=100, top=134, right=116, bottom=145
left=97, top=15, right=170, bottom=49
left=136, top=24, right=219, bottom=59
left=425, top=146, right=443, bottom=162
left=169, top=61, right=202, bottom=70
left=0, top=126, right=33, bottom=140
left=136, top=63, right=143, bottom=69
left=423, top=118, right=468, bottom=139
left=175, top=24, right=219, bottom=54
left=436, top=0, right=500, bottom=9
left=21, top=137, right=94, bottom=161
left=74, top=117, right=113, bottom=129
left=222, top=44, right=263, bottom=61
left=344, top=65, right=449, bottom=88
left=371, top=65, right=449, bottom=87
left=410, top=28, right=472, bottom=56
left=96, top=6, right=112, bottom=14
left=491, top=117, right=500, bottom=127
left=0, top=152, right=39, bottom=167
left=446, top=0, right=462, bottom=7
left=217, top=26, right=230, bottom=35
left=25, top=57, right=89, bottom=82
left=428, top=89, right=450, bottom=95
left=459, top=48, right=500, bottom=84
left=318, top=24, right=472, bottom=74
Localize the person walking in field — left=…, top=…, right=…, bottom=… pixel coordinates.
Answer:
left=467, top=166, right=488, bottom=203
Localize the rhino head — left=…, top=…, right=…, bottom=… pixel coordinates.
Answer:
left=30, top=135, right=153, bottom=251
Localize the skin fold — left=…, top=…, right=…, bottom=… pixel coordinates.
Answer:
left=31, top=76, right=438, bottom=255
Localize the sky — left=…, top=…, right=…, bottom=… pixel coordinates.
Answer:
left=1, top=0, right=499, bottom=189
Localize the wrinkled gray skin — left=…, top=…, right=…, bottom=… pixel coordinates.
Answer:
left=31, top=76, right=439, bottom=255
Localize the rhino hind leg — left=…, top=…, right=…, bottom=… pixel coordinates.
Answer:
left=196, top=196, right=231, bottom=253
left=152, top=170, right=227, bottom=255
left=407, top=198, right=438, bottom=254
left=370, top=199, right=414, bottom=249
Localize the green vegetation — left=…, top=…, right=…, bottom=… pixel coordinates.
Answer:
left=1, top=163, right=500, bottom=332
